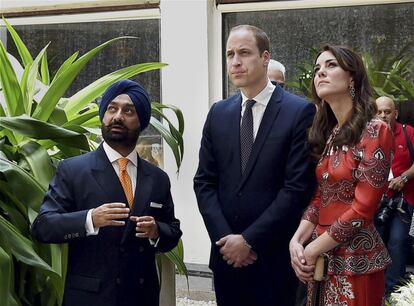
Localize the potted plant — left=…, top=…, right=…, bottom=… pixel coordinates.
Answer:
left=0, top=18, right=186, bottom=306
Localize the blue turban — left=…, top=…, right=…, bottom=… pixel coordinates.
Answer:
left=99, top=79, right=151, bottom=131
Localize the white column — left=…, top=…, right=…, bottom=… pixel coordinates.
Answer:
left=160, top=0, right=222, bottom=265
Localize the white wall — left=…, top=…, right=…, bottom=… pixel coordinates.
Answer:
left=160, top=0, right=221, bottom=265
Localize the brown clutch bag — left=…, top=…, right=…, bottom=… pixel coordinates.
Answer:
left=313, top=254, right=328, bottom=281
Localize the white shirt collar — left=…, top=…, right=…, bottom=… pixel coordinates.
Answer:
left=102, top=142, right=138, bottom=167
left=241, top=79, right=275, bottom=107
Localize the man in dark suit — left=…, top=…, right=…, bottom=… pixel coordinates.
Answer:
left=32, top=80, right=182, bottom=306
left=194, top=25, right=315, bottom=306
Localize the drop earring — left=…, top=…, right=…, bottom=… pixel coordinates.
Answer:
left=349, top=84, right=355, bottom=100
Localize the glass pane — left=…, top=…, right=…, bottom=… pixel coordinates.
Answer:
left=6, top=18, right=164, bottom=164
left=222, top=3, right=414, bottom=98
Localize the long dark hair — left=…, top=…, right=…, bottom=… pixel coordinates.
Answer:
left=308, top=45, right=377, bottom=160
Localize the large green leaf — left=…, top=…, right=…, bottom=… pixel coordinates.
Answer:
left=0, top=115, right=89, bottom=150
left=32, top=37, right=135, bottom=122
left=0, top=215, right=56, bottom=273
left=54, top=144, right=83, bottom=158
left=36, top=243, right=66, bottom=306
left=164, top=239, right=187, bottom=276
left=0, top=155, right=46, bottom=212
left=151, top=103, right=184, bottom=165
left=63, top=106, right=98, bottom=127
left=156, top=240, right=188, bottom=290
left=2, top=17, right=33, bottom=67
left=50, top=244, right=66, bottom=287
left=0, top=101, right=6, bottom=117
left=0, top=41, right=24, bottom=116
left=50, top=51, right=78, bottom=85
left=65, top=62, right=167, bottom=119
left=152, top=102, right=184, bottom=134
left=150, top=117, right=182, bottom=172
left=0, top=180, right=29, bottom=232
left=20, top=142, right=55, bottom=189
left=49, top=104, right=69, bottom=126
left=81, top=116, right=101, bottom=129
left=40, top=50, right=50, bottom=85
left=0, top=247, right=19, bottom=306
left=0, top=215, right=65, bottom=303
left=20, top=44, right=50, bottom=115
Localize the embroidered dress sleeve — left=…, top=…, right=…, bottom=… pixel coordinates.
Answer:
left=327, top=121, right=394, bottom=243
left=302, top=188, right=320, bottom=225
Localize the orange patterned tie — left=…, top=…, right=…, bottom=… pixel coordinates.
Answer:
left=117, top=158, right=134, bottom=208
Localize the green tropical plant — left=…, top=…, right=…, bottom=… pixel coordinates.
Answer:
left=288, top=45, right=414, bottom=103
left=286, top=47, right=319, bottom=98
left=0, top=18, right=185, bottom=306
left=362, top=43, right=414, bottom=102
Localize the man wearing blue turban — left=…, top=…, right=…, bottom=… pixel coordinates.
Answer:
left=32, top=79, right=182, bottom=306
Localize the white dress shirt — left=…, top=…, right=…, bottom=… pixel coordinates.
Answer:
left=85, top=142, right=138, bottom=235
left=240, top=79, right=276, bottom=139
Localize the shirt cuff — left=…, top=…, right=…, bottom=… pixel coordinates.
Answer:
left=85, top=209, right=99, bottom=236
left=149, top=237, right=160, bottom=248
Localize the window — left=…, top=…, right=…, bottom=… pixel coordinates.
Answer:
left=5, top=15, right=163, bottom=164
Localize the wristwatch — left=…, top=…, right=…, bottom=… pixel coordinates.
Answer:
left=401, top=175, right=409, bottom=183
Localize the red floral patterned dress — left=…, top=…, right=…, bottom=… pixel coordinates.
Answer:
left=303, top=119, right=394, bottom=306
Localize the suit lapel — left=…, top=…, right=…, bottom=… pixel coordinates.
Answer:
left=237, top=87, right=283, bottom=190
left=228, top=93, right=243, bottom=180
left=91, top=145, right=127, bottom=203
left=130, top=158, right=152, bottom=216
left=91, top=146, right=153, bottom=243
left=121, top=157, right=153, bottom=243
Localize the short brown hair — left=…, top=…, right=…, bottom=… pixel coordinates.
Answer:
left=229, top=25, right=270, bottom=55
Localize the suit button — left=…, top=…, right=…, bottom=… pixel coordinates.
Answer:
left=116, top=278, right=121, bottom=285
left=139, top=278, right=144, bottom=285
left=139, top=246, right=145, bottom=253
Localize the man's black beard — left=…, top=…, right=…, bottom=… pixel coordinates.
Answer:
left=101, top=121, right=140, bottom=148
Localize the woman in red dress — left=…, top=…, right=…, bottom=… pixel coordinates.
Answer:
left=289, top=45, right=394, bottom=306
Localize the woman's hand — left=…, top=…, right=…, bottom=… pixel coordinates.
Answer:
left=303, top=243, right=319, bottom=266
left=289, top=239, right=315, bottom=283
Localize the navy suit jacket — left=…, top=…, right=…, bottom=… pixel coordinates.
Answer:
left=32, top=145, right=181, bottom=306
left=194, top=85, right=316, bottom=272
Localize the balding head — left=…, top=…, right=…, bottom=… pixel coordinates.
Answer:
left=267, top=59, right=286, bottom=85
left=375, top=96, right=398, bottom=128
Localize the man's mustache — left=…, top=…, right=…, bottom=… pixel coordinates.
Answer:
left=105, top=121, right=127, bottom=130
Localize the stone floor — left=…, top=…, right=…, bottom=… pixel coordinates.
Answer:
left=176, top=263, right=216, bottom=304
left=175, top=264, right=414, bottom=305
left=176, top=297, right=217, bottom=306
